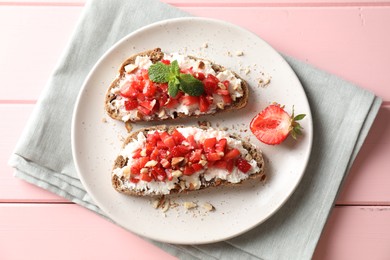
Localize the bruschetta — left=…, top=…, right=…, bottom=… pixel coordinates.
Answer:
left=105, top=48, right=249, bottom=123
left=111, top=125, right=265, bottom=196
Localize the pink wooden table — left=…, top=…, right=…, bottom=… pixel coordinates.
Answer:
left=1, top=1, right=389, bottom=259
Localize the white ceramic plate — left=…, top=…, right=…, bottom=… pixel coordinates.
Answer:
left=72, top=17, right=313, bottom=244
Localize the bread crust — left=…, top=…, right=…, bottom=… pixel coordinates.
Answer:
left=105, top=48, right=249, bottom=122
left=111, top=125, right=265, bottom=197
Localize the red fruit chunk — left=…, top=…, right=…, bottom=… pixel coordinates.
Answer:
left=140, top=172, right=153, bottom=182
left=162, top=136, right=176, bottom=149
left=207, top=152, right=222, bottom=161
left=172, top=129, right=186, bottom=143
left=183, top=165, right=195, bottom=176
left=203, top=74, right=219, bottom=94
left=181, top=95, right=199, bottom=106
left=223, top=148, right=240, bottom=161
left=215, top=138, right=227, bottom=153
left=124, top=99, right=138, bottom=110
left=186, top=135, right=198, bottom=149
left=161, top=59, right=171, bottom=65
left=236, top=158, right=251, bottom=173
left=189, top=149, right=203, bottom=163
left=199, top=95, right=210, bottom=112
left=214, top=160, right=227, bottom=169
left=192, top=163, right=204, bottom=172
left=203, top=137, right=217, bottom=152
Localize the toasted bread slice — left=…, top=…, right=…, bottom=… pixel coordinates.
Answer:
left=105, top=48, right=249, bottom=123
left=111, top=125, right=265, bottom=196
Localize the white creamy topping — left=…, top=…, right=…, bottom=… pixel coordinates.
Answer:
left=113, top=127, right=260, bottom=195
left=109, top=52, right=243, bottom=122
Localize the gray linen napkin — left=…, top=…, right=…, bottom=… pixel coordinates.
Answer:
left=9, top=0, right=382, bottom=259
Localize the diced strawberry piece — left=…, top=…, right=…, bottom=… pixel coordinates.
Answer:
left=222, top=94, right=232, bottom=104
left=203, top=74, right=219, bottom=94
left=140, top=172, right=153, bottom=182
left=161, top=59, right=171, bottom=65
left=199, top=95, right=210, bottom=112
left=156, top=140, right=167, bottom=149
left=120, top=82, right=138, bottom=98
left=207, top=152, right=222, bottom=161
left=213, top=160, right=227, bottom=169
left=194, top=72, right=205, bottom=80
left=226, top=159, right=234, bottom=172
left=150, top=148, right=160, bottom=161
left=143, top=82, right=157, bottom=97
left=183, top=165, right=195, bottom=176
left=146, top=132, right=160, bottom=145
left=157, top=174, right=166, bottom=181
left=216, top=89, right=230, bottom=96
left=137, top=105, right=152, bottom=116
left=139, top=100, right=156, bottom=111
left=181, top=95, right=200, bottom=106
left=171, top=145, right=191, bottom=157
left=160, top=158, right=171, bottom=168
left=203, top=137, right=217, bottom=152
left=223, top=148, right=241, bottom=161
left=215, top=138, right=227, bottom=153
left=192, top=163, right=204, bottom=172
left=138, top=157, right=150, bottom=168
left=165, top=97, right=179, bottom=109
left=172, top=129, right=186, bottom=143
left=132, top=148, right=142, bottom=159
left=162, top=136, right=176, bottom=148
left=186, top=135, right=198, bottom=149
left=236, top=158, right=251, bottom=173
left=130, top=163, right=141, bottom=175
left=189, top=149, right=203, bottom=163
left=124, top=99, right=138, bottom=110
left=140, top=69, right=149, bottom=80
left=154, top=165, right=166, bottom=176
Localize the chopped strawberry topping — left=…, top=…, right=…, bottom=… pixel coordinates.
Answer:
left=125, top=129, right=253, bottom=183
left=118, top=61, right=236, bottom=117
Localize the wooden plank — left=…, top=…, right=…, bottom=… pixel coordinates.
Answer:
left=0, top=105, right=67, bottom=202
left=1, top=203, right=389, bottom=260
left=314, top=206, right=390, bottom=260
left=2, top=0, right=390, bottom=5
left=0, top=6, right=389, bottom=101
left=0, top=6, right=82, bottom=100
left=336, top=105, right=390, bottom=205
left=0, top=203, right=177, bottom=260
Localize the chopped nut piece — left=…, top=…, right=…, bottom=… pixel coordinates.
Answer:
left=140, top=149, right=147, bottom=157
left=183, top=201, right=198, bottom=209
left=125, top=121, right=133, bottom=133
left=101, top=117, right=107, bottom=123
left=202, top=42, right=208, bottom=48
left=140, top=168, right=148, bottom=174
left=171, top=170, right=183, bottom=178
left=236, top=51, right=244, bottom=56
left=144, top=160, right=158, bottom=167
left=198, top=61, right=205, bottom=69
left=203, top=202, right=215, bottom=212
left=199, top=159, right=207, bottom=166
left=245, top=68, right=251, bottom=75
left=161, top=200, right=170, bottom=212
left=122, top=166, right=131, bottom=178
left=171, top=157, right=185, bottom=166
left=216, top=102, right=225, bottom=110
left=158, top=109, right=167, bottom=118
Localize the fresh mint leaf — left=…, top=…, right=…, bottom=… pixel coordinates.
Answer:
left=178, top=73, right=204, bottom=96
left=148, top=62, right=170, bottom=83
left=168, top=77, right=180, bottom=97
left=170, top=60, right=180, bottom=78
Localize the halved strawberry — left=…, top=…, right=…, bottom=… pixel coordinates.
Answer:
left=250, top=104, right=305, bottom=145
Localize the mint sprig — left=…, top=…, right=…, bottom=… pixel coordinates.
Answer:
left=148, top=60, right=204, bottom=97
